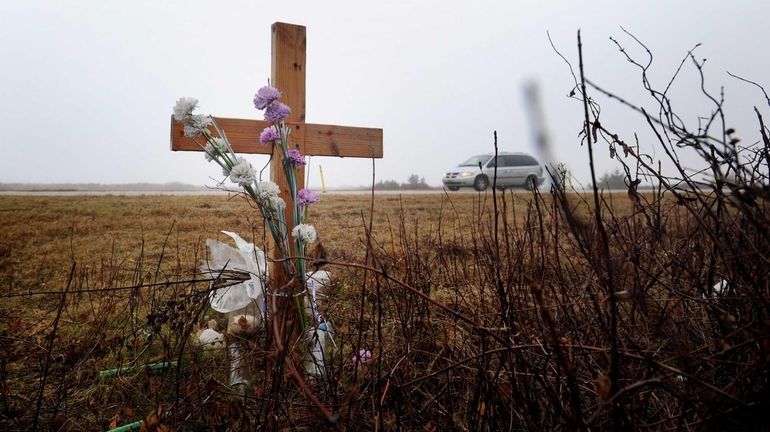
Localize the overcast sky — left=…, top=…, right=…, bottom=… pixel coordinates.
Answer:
left=1, top=0, right=768, bottom=188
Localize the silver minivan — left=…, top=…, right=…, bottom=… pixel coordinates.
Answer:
left=442, top=152, right=545, bottom=191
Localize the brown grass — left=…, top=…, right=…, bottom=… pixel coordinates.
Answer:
left=0, top=192, right=626, bottom=297
left=0, top=190, right=767, bottom=431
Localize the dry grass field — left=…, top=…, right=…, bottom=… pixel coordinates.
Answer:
left=0, top=192, right=620, bottom=300
left=1, top=189, right=768, bottom=431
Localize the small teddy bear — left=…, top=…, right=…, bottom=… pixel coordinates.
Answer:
left=196, top=319, right=226, bottom=350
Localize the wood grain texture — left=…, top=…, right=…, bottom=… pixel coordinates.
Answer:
left=305, top=124, right=383, bottom=158
left=271, top=22, right=307, bottom=267
left=170, top=116, right=273, bottom=154
left=171, top=117, right=383, bottom=158
left=271, top=22, right=306, bottom=124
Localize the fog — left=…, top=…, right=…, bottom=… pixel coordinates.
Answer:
left=1, top=0, right=768, bottom=189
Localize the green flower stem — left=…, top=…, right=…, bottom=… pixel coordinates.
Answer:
left=241, top=182, right=293, bottom=278
left=274, top=120, right=305, bottom=296
left=295, top=295, right=307, bottom=330
left=295, top=242, right=307, bottom=330
left=210, top=118, right=238, bottom=161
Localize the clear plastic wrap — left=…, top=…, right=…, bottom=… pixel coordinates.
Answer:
left=201, top=231, right=267, bottom=318
left=228, top=341, right=249, bottom=388
left=303, top=270, right=335, bottom=377
left=304, top=270, right=330, bottom=322
left=305, top=322, right=335, bottom=378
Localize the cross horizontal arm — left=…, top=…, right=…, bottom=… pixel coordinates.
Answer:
left=171, top=116, right=272, bottom=155
left=304, top=124, right=383, bottom=158
left=170, top=116, right=383, bottom=158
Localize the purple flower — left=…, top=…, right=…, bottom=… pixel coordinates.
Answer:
left=259, top=126, right=280, bottom=144
left=265, top=101, right=291, bottom=122
left=253, top=86, right=281, bottom=110
left=351, top=349, right=372, bottom=365
left=286, top=148, right=306, bottom=166
left=297, top=188, right=320, bottom=206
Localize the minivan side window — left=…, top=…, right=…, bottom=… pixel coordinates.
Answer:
left=486, top=155, right=539, bottom=167
left=500, top=155, right=516, bottom=167
left=488, top=156, right=518, bottom=167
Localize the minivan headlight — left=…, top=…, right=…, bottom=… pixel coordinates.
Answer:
left=459, top=172, right=473, bottom=177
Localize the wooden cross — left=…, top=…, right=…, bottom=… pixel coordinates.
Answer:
left=170, top=22, right=383, bottom=279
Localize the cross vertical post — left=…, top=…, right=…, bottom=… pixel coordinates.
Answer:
left=270, top=22, right=306, bottom=285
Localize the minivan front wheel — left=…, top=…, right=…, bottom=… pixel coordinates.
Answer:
left=525, top=175, right=538, bottom=191
left=474, top=175, right=489, bottom=192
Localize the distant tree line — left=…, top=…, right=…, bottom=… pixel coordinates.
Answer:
left=0, top=182, right=207, bottom=192
left=596, top=168, right=627, bottom=190
left=373, top=174, right=434, bottom=190
left=592, top=168, right=656, bottom=190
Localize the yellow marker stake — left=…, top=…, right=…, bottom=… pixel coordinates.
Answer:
left=319, top=165, right=327, bottom=193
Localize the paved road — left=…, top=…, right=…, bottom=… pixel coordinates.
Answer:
left=0, top=188, right=563, bottom=196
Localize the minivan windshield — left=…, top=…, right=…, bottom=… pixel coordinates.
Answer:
left=459, top=155, right=489, bottom=167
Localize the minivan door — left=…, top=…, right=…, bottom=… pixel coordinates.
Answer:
left=508, top=155, right=528, bottom=184
left=486, top=156, right=515, bottom=186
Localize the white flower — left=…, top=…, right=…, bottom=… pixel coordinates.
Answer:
left=223, top=156, right=245, bottom=176
left=211, top=137, right=226, bottom=151
left=173, top=97, right=198, bottom=121
left=204, top=144, right=215, bottom=162
left=268, top=195, right=286, bottom=212
left=183, top=124, right=199, bottom=137
left=292, top=224, right=317, bottom=244
left=256, top=181, right=280, bottom=201
left=204, top=137, right=227, bottom=162
left=229, top=158, right=256, bottom=186
left=223, top=156, right=247, bottom=176
left=183, top=114, right=212, bottom=137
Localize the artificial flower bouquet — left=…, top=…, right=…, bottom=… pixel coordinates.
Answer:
left=173, top=86, right=334, bottom=381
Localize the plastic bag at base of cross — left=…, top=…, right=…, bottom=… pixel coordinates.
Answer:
left=200, top=231, right=266, bottom=388
left=201, top=231, right=267, bottom=321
